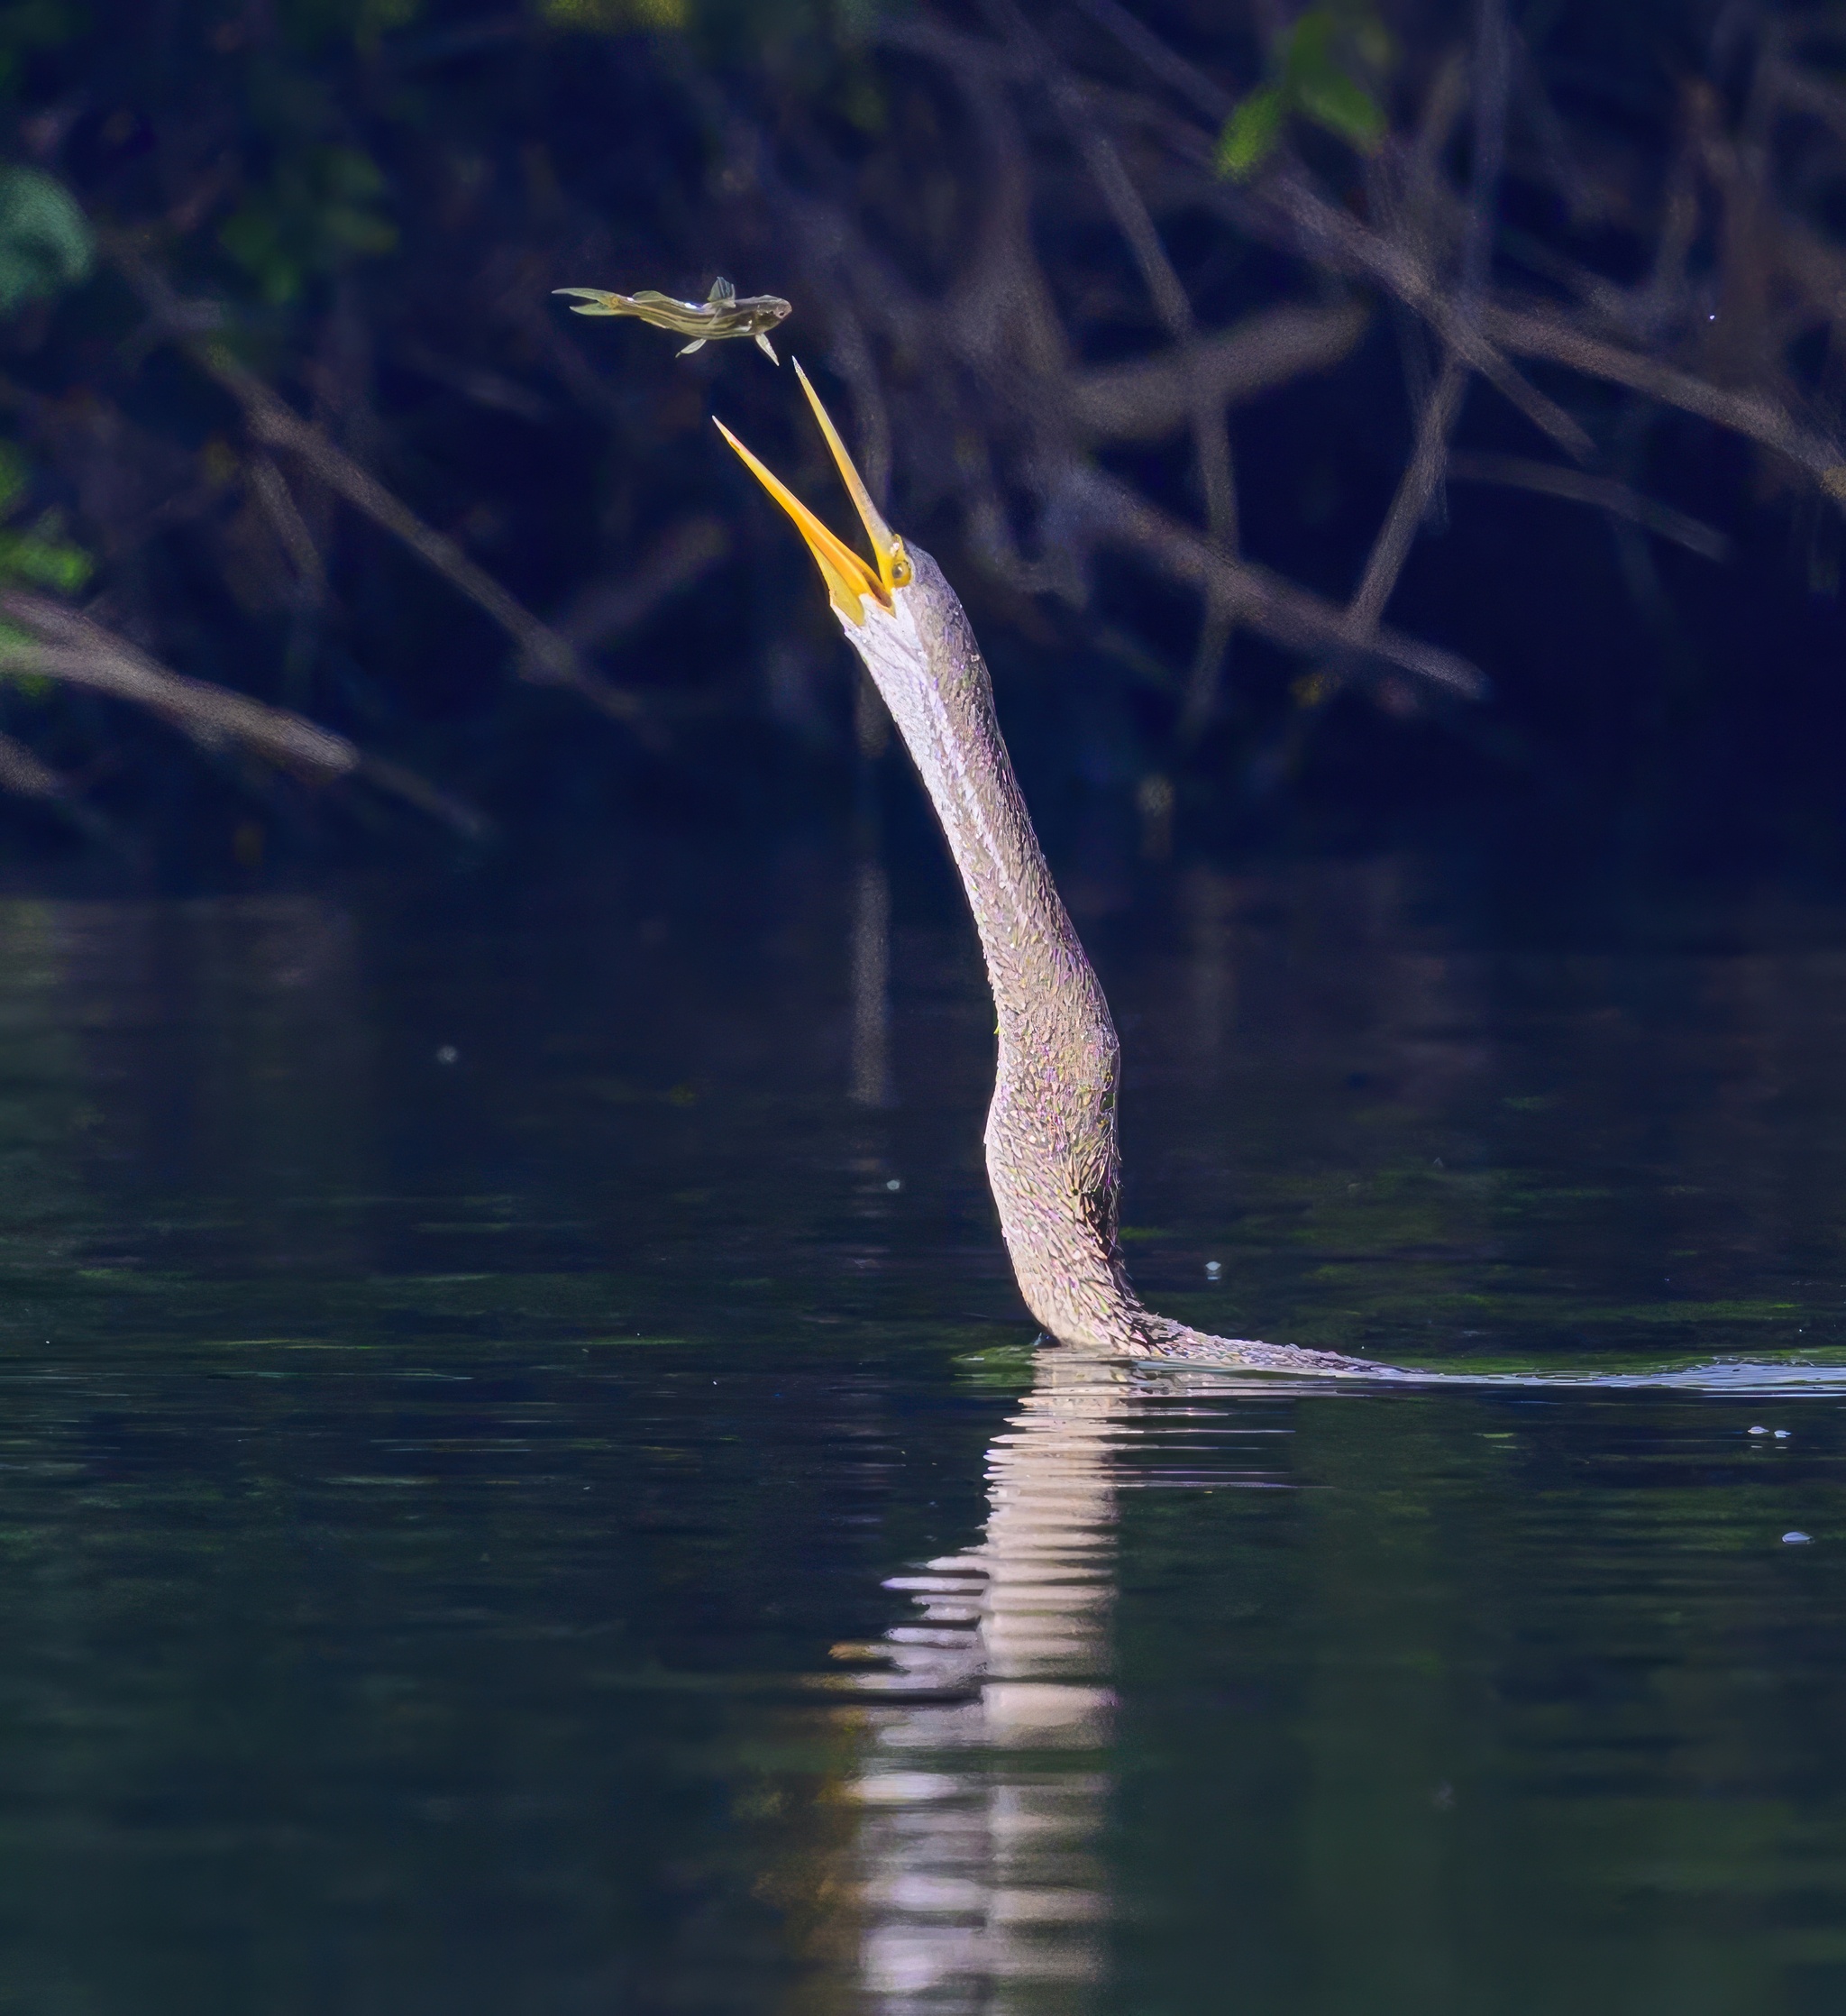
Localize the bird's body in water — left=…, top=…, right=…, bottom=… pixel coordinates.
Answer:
left=717, top=365, right=1391, bottom=1377
left=553, top=276, right=790, bottom=362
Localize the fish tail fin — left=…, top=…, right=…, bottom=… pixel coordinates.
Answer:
left=553, top=288, right=634, bottom=317
left=677, top=338, right=707, bottom=355
left=755, top=333, right=781, bottom=364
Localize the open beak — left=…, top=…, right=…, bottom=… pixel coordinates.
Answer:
left=715, top=362, right=903, bottom=627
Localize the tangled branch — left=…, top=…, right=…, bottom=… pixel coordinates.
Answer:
left=4, top=0, right=1844, bottom=849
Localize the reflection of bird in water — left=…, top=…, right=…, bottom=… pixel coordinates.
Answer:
left=827, top=1342, right=1128, bottom=2010
left=718, top=365, right=1390, bottom=1375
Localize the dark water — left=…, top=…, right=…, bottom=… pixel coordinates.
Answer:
left=4, top=842, right=1846, bottom=2012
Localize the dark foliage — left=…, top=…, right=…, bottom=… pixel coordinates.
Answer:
left=0, top=0, right=1844, bottom=880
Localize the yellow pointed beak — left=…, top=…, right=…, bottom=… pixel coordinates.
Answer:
left=715, top=361, right=909, bottom=628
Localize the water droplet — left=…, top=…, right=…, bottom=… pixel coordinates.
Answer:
left=886, top=1178, right=901, bottom=1191
left=1749, top=1425, right=1768, bottom=1434
left=1783, top=1531, right=1813, bottom=1545
left=436, top=1045, right=459, bottom=1065
left=1776, top=1429, right=1792, bottom=1439
left=1205, top=1260, right=1222, bottom=1278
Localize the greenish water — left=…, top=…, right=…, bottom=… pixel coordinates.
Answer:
left=1, top=847, right=1845, bottom=2011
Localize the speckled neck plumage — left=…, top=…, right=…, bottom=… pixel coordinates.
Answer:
left=846, top=546, right=1387, bottom=1377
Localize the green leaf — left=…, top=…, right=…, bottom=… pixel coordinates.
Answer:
left=0, top=440, right=28, bottom=518
left=1295, top=63, right=1386, bottom=150
left=0, top=165, right=92, bottom=316
left=1216, top=86, right=1285, bottom=179
left=0, top=518, right=92, bottom=593
left=218, top=145, right=397, bottom=304
left=0, top=609, right=52, bottom=695
left=1281, top=7, right=1334, bottom=87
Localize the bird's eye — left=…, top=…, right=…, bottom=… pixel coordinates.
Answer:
left=889, top=544, right=913, bottom=589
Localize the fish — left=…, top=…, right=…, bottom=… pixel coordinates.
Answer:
left=552, top=275, right=791, bottom=363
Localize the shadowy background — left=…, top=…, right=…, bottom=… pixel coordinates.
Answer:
left=0, top=0, right=1841, bottom=893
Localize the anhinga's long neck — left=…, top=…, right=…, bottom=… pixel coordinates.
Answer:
left=855, top=553, right=1145, bottom=1352
left=865, top=570, right=1110, bottom=1057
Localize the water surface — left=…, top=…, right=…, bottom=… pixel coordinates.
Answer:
left=1, top=845, right=1844, bottom=2012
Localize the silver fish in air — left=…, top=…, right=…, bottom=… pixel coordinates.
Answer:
left=552, top=275, right=791, bottom=363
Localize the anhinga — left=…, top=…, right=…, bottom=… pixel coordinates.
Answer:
left=719, top=367, right=1391, bottom=1377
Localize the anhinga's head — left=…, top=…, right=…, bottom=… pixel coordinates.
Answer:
left=717, top=363, right=950, bottom=710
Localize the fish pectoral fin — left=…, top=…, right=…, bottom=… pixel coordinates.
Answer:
left=755, top=333, right=781, bottom=363
left=553, top=288, right=627, bottom=315
left=677, top=338, right=707, bottom=355
left=708, top=275, right=736, bottom=302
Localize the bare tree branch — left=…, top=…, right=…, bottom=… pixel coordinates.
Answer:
left=1065, top=17, right=1598, bottom=461
left=1347, top=353, right=1472, bottom=633
left=982, top=1, right=1245, bottom=733
left=0, top=727, right=114, bottom=846
left=1067, top=0, right=1234, bottom=120
left=550, top=516, right=730, bottom=653
left=0, top=589, right=361, bottom=774
left=0, top=589, right=485, bottom=837
left=245, top=449, right=327, bottom=603
left=1480, top=304, right=1846, bottom=498
left=1337, top=2, right=1510, bottom=647
left=1445, top=452, right=1734, bottom=558
left=1058, top=463, right=1487, bottom=697
left=103, top=234, right=654, bottom=723
left=0, top=728, right=70, bottom=802
left=396, top=339, right=553, bottom=423
left=1251, top=169, right=1595, bottom=460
